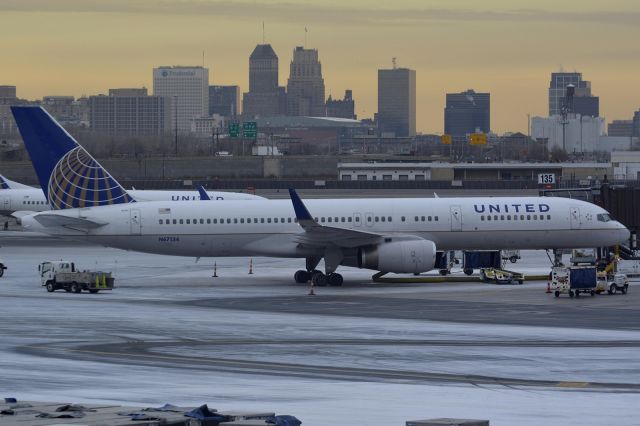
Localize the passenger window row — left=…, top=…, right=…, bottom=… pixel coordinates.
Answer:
left=159, top=217, right=298, bottom=225
left=23, top=200, right=47, bottom=205
left=481, top=214, right=551, bottom=221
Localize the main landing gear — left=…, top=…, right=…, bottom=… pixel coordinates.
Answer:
left=293, top=270, right=343, bottom=286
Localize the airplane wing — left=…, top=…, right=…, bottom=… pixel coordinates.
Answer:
left=288, top=188, right=383, bottom=248
left=33, top=213, right=107, bottom=230
left=196, top=185, right=211, bottom=200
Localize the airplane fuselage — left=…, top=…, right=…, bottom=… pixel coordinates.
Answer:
left=22, top=196, right=629, bottom=259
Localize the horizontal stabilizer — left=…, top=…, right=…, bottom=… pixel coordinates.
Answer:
left=33, top=213, right=107, bottom=230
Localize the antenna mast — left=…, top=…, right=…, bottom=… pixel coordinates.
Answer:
left=262, top=21, right=265, bottom=43
left=392, top=57, right=397, bottom=69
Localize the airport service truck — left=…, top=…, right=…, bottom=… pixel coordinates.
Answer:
left=551, top=265, right=597, bottom=298
left=39, top=261, right=114, bottom=293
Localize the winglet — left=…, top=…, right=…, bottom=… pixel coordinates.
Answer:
left=288, top=188, right=313, bottom=221
left=196, top=185, right=211, bottom=200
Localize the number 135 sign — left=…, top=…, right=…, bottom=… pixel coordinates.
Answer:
left=538, top=173, right=555, bottom=184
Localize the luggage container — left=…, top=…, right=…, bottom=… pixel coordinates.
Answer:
left=551, top=265, right=597, bottom=298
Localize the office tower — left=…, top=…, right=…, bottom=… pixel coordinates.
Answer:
left=377, top=67, right=416, bottom=137
left=634, top=110, right=640, bottom=137
left=286, top=46, right=326, bottom=116
left=153, top=66, right=209, bottom=133
left=0, top=86, right=17, bottom=99
left=326, top=90, right=356, bottom=119
left=444, top=89, right=490, bottom=136
left=89, top=88, right=172, bottom=135
left=608, top=120, right=633, bottom=137
left=549, top=72, right=599, bottom=117
left=209, top=85, right=240, bottom=117
left=242, top=44, right=286, bottom=118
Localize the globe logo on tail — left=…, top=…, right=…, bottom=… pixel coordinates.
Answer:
left=47, top=146, right=134, bottom=209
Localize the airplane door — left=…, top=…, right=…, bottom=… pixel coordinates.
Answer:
left=450, top=205, right=462, bottom=231
left=365, top=212, right=374, bottom=227
left=0, top=196, right=9, bottom=212
left=130, top=209, right=142, bottom=235
left=570, top=207, right=582, bottom=229
left=353, top=213, right=362, bottom=227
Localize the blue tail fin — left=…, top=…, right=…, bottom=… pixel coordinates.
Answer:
left=11, top=106, right=135, bottom=210
left=0, top=175, right=10, bottom=189
left=196, top=185, right=211, bottom=200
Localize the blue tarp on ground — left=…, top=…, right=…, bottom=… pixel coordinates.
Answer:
left=184, top=404, right=230, bottom=422
left=266, top=414, right=302, bottom=426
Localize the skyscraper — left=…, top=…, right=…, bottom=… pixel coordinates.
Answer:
left=242, top=44, right=286, bottom=118
left=153, top=66, right=209, bottom=133
left=209, top=85, right=240, bottom=117
left=286, top=46, right=326, bottom=116
left=444, top=89, right=490, bottom=136
left=633, top=110, right=640, bottom=137
left=326, top=90, right=356, bottom=119
left=548, top=72, right=599, bottom=117
left=377, top=67, right=416, bottom=137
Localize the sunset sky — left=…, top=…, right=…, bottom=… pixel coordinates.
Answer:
left=2, top=0, right=639, bottom=133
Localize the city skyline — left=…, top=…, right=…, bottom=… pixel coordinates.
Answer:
left=2, top=0, right=639, bottom=133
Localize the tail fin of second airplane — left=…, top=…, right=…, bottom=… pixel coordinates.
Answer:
left=0, top=174, right=33, bottom=190
left=11, top=106, right=135, bottom=210
left=196, top=185, right=211, bottom=200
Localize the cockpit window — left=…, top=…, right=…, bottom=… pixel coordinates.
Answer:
left=597, top=213, right=611, bottom=222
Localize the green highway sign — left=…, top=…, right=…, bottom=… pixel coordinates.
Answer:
left=242, top=121, right=257, bottom=139
left=229, top=122, right=240, bottom=138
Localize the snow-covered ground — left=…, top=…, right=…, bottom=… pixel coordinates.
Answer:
left=0, top=236, right=638, bottom=425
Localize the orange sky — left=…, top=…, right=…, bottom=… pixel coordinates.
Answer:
left=2, top=0, right=639, bottom=133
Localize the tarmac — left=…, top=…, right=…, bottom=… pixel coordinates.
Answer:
left=1, top=231, right=639, bottom=425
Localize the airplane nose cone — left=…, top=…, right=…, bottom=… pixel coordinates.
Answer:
left=617, top=223, right=630, bottom=243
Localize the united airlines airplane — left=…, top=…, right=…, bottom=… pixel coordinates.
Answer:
left=13, top=106, right=629, bottom=285
left=2, top=109, right=263, bottom=216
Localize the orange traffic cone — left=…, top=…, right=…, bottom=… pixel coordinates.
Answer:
left=249, top=259, right=253, bottom=275
left=212, top=262, right=218, bottom=278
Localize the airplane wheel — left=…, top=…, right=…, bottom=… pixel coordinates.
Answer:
left=312, top=273, right=327, bottom=286
left=328, top=273, right=343, bottom=287
left=294, top=270, right=309, bottom=283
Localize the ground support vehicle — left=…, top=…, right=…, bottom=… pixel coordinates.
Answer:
left=596, top=273, right=629, bottom=295
left=480, top=268, right=524, bottom=284
left=501, top=250, right=521, bottom=264
left=463, top=251, right=501, bottom=275
left=570, top=248, right=597, bottom=265
left=39, top=261, right=114, bottom=293
left=551, top=266, right=597, bottom=298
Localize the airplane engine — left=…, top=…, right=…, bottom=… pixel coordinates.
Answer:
left=357, top=239, right=437, bottom=274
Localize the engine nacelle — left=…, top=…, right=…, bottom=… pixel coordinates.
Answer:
left=358, top=240, right=437, bottom=274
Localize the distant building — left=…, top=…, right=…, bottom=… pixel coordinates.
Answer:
left=153, top=66, right=209, bottom=133
left=89, top=89, right=172, bottom=136
left=531, top=115, right=605, bottom=153
left=608, top=120, right=633, bottom=137
left=326, top=90, right=356, bottom=119
left=634, top=110, right=640, bottom=137
left=0, top=86, right=16, bottom=99
left=209, top=85, right=240, bottom=117
left=286, top=46, right=326, bottom=116
left=444, top=89, right=490, bottom=136
left=191, top=114, right=225, bottom=137
left=548, top=72, right=599, bottom=117
left=109, top=88, right=148, bottom=97
left=242, top=44, right=287, bottom=118
left=377, top=67, right=416, bottom=137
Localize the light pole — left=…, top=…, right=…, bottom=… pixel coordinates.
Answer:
left=173, top=96, right=178, bottom=156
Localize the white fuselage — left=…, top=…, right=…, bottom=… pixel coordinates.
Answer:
left=0, top=187, right=263, bottom=215
left=22, top=196, right=629, bottom=259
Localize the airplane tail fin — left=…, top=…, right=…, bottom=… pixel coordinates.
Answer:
left=0, top=174, right=32, bottom=190
left=11, top=106, right=135, bottom=210
left=196, top=185, right=211, bottom=200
